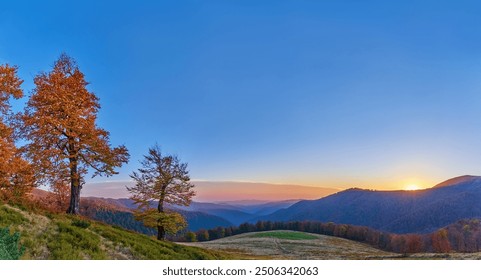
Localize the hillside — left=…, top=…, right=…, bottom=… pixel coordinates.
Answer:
left=261, top=175, right=481, bottom=233
left=0, top=203, right=230, bottom=260
left=182, top=230, right=398, bottom=260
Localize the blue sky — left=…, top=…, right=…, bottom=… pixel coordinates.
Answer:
left=2, top=1, right=481, bottom=190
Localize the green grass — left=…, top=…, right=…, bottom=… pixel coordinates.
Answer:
left=250, top=231, right=319, bottom=240
left=0, top=203, right=231, bottom=260
left=47, top=220, right=106, bottom=260
left=0, top=227, right=24, bottom=260
left=0, top=206, right=29, bottom=227
left=91, top=223, right=227, bottom=260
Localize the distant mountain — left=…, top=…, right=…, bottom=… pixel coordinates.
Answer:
left=83, top=208, right=232, bottom=233
left=433, top=175, right=481, bottom=188
left=187, top=208, right=254, bottom=226
left=225, top=200, right=300, bottom=216
left=80, top=197, right=298, bottom=227
left=79, top=197, right=233, bottom=232
left=93, top=198, right=251, bottom=226
left=260, top=175, right=481, bottom=234
left=173, top=200, right=299, bottom=225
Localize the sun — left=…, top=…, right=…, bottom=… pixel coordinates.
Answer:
left=404, top=184, right=421, bottom=191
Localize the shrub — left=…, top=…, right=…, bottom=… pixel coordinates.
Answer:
left=72, top=219, right=91, bottom=229
left=184, top=231, right=197, bottom=242
left=0, top=227, right=25, bottom=260
left=47, top=221, right=105, bottom=260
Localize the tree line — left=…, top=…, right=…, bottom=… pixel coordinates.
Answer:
left=0, top=54, right=194, bottom=241
left=179, top=219, right=481, bottom=254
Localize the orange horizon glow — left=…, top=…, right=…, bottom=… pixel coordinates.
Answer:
left=403, top=184, right=423, bottom=191
left=260, top=176, right=438, bottom=192
left=83, top=177, right=443, bottom=201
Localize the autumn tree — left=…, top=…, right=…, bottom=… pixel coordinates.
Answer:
left=196, top=229, right=209, bottom=242
left=0, top=64, right=34, bottom=202
left=184, top=231, right=197, bottom=242
left=21, top=54, right=129, bottom=214
left=45, top=180, right=70, bottom=212
left=127, top=144, right=195, bottom=240
left=431, top=229, right=451, bottom=253
left=405, top=234, right=423, bottom=253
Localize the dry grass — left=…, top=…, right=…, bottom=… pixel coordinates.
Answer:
left=184, top=230, right=481, bottom=260
left=2, top=204, right=53, bottom=259
left=182, top=230, right=399, bottom=260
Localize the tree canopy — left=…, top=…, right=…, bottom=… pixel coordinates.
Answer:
left=0, top=64, right=34, bottom=201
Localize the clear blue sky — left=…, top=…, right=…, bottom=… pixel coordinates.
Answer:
left=2, top=0, right=481, bottom=190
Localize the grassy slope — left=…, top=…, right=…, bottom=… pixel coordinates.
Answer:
left=0, top=203, right=231, bottom=260
left=249, top=231, right=318, bottom=240
left=184, top=230, right=481, bottom=260
left=183, top=230, right=401, bottom=260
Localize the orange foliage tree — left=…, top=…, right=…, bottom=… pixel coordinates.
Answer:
left=405, top=234, right=423, bottom=253
left=431, top=229, right=451, bottom=253
left=21, top=54, right=129, bottom=214
left=0, top=64, right=34, bottom=202
left=127, top=145, right=195, bottom=240
left=45, top=180, right=70, bottom=212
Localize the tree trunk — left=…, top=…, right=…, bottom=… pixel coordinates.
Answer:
left=67, top=180, right=81, bottom=214
left=67, top=154, right=81, bottom=214
left=157, top=196, right=165, bottom=240
left=157, top=225, right=165, bottom=241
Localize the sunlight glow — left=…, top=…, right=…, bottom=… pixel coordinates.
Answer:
left=404, top=184, right=421, bottom=191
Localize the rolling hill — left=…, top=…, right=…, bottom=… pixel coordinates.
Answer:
left=182, top=230, right=398, bottom=260
left=260, top=175, right=481, bottom=233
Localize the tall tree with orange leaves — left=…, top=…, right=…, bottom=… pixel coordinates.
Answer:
left=0, top=64, right=34, bottom=202
left=22, top=54, right=129, bottom=214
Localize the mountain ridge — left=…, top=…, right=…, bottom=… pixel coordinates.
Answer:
left=433, top=175, right=481, bottom=188
left=259, top=175, right=481, bottom=233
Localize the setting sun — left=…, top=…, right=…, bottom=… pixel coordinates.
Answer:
left=404, top=184, right=422, bottom=191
